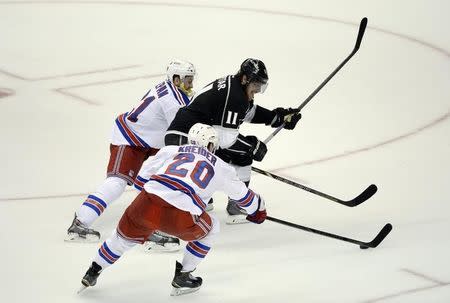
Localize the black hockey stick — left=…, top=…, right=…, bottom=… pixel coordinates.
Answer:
left=252, top=166, right=377, bottom=207
left=267, top=216, right=392, bottom=249
left=264, top=17, right=368, bottom=144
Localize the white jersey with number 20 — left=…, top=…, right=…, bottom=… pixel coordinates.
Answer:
left=139, top=145, right=261, bottom=216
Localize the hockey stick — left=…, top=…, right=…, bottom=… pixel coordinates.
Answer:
left=266, top=216, right=392, bottom=249
left=263, top=17, right=368, bottom=144
left=252, top=166, right=376, bottom=207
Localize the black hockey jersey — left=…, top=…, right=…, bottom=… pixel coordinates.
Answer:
left=167, top=75, right=252, bottom=135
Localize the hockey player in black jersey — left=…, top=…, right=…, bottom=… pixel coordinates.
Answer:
left=165, top=58, right=301, bottom=223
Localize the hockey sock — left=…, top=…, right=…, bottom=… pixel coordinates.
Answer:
left=181, top=214, right=219, bottom=271
left=77, top=177, right=127, bottom=226
left=94, top=229, right=136, bottom=269
left=182, top=241, right=211, bottom=272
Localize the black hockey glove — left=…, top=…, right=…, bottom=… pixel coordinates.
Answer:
left=271, top=107, right=302, bottom=130
left=245, top=135, right=267, bottom=162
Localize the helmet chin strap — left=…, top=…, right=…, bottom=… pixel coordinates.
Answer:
left=207, top=142, right=217, bottom=153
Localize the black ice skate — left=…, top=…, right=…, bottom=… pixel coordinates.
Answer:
left=78, top=262, right=102, bottom=294
left=170, top=261, right=202, bottom=296
left=143, top=230, right=180, bottom=253
left=205, top=198, right=214, bottom=211
left=65, top=213, right=100, bottom=243
left=225, top=200, right=249, bottom=225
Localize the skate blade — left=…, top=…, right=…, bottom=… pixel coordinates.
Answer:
left=64, top=233, right=100, bottom=243
left=170, top=286, right=201, bottom=296
left=225, top=215, right=250, bottom=225
left=205, top=204, right=214, bottom=212
left=77, top=284, right=88, bottom=294
left=142, top=241, right=180, bottom=253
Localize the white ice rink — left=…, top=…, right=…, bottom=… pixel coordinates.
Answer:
left=1, top=0, right=449, bottom=302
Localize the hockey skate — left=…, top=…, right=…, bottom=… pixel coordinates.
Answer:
left=143, top=231, right=180, bottom=253
left=225, top=200, right=249, bottom=225
left=65, top=214, right=100, bottom=243
left=170, top=261, right=202, bottom=296
left=205, top=198, right=214, bottom=211
left=78, top=262, right=102, bottom=294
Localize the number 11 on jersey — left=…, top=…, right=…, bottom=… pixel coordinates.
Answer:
left=225, top=111, right=238, bottom=125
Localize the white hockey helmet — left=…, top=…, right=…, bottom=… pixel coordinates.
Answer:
left=166, top=59, right=196, bottom=82
left=188, top=123, right=219, bottom=153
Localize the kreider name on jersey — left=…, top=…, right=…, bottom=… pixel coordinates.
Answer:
left=178, top=145, right=217, bottom=166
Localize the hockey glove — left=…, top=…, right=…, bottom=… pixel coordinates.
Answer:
left=271, top=107, right=302, bottom=130
left=245, top=135, right=267, bottom=162
left=246, top=196, right=267, bottom=224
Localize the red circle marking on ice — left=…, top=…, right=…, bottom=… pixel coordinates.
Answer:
left=0, top=88, right=15, bottom=98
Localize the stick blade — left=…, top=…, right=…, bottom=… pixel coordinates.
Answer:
left=354, top=17, right=368, bottom=52
left=346, top=184, right=377, bottom=206
left=366, top=223, right=393, bottom=248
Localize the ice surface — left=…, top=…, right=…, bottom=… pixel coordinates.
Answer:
left=1, top=1, right=449, bottom=302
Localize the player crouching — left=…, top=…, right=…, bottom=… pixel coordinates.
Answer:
left=78, top=123, right=267, bottom=296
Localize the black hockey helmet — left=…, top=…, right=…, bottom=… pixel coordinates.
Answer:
left=237, top=58, right=269, bottom=93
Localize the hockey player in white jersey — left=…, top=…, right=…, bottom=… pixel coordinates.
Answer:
left=78, top=123, right=267, bottom=296
left=66, top=60, right=196, bottom=247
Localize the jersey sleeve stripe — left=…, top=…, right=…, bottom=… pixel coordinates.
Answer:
left=149, top=174, right=207, bottom=211
left=115, top=113, right=151, bottom=148
left=231, top=189, right=255, bottom=208
left=167, top=81, right=185, bottom=106
left=181, top=92, right=190, bottom=105
left=133, top=175, right=149, bottom=191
